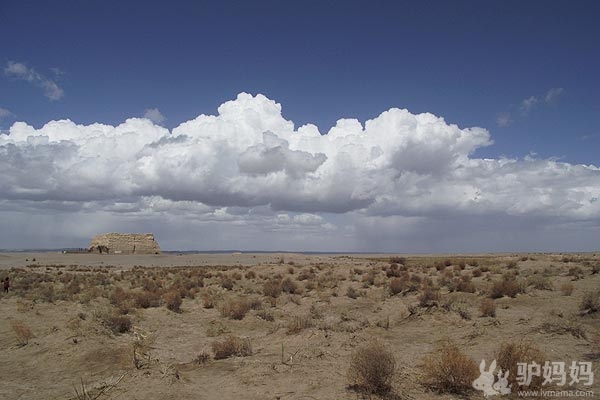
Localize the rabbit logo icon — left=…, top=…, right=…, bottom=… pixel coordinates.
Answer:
left=472, top=359, right=512, bottom=397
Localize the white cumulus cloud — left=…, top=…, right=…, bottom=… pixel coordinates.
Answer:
left=143, top=108, right=166, bottom=124
left=0, top=92, right=599, bottom=251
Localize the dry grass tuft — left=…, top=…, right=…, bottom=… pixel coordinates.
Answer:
left=560, top=282, right=574, bottom=296
left=212, top=336, right=252, bottom=359
left=489, top=275, right=522, bottom=298
left=281, top=277, right=298, bottom=294
left=418, top=287, right=441, bottom=307
left=220, top=297, right=251, bottom=320
left=286, top=315, right=313, bottom=334
left=102, top=314, right=133, bottom=334
left=11, top=320, right=34, bottom=346
left=580, top=290, right=600, bottom=314
left=163, top=290, right=182, bottom=312
left=495, top=341, right=546, bottom=392
left=263, top=279, right=282, bottom=298
left=422, top=342, right=478, bottom=394
left=479, top=298, right=497, bottom=317
left=347, top=341, right=396, bottom=395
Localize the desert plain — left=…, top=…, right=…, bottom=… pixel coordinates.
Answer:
left=0, top=252, right=599, bottom=399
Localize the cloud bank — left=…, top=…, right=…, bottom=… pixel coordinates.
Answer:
left=1, top=93, right=599, bottom=251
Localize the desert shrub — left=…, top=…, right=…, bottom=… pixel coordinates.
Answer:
left=434, top=262, right=446, bottom=271
left=506, top=261, right=518, bottom=269
left=109, top=287, right=130, bottom=307
left=193, top=351, right=211, bottom=365
left=568, top=266, right=584, bottom=279
left=212, top=336, right=252, bottom=359
left=560, top=282, right=574, bottom=296
left=281, top=277, right=298, bottom=294
left=163, top=290, right=182, bottom=312
left=231, top=271, right=242, bottom=280
left=527, top=275, right=553, bottom=290
left=479, top=298, right=496, bottom=317
left=286, top=315, right=313, bottom=334
left=202, top=290, right=217, bottom=309
left=263, top=279, right=282, bottom=298
left=419, top=287, right=441, bottom=307
left=444, top=259, right=453, bottom=267
left=35, top=283, right=55, bottom=303
left=11, top=320, right=33, bottom=346
left=592, top=263, right=600, bottom=274
left=103, top=314, right=132, bottom=334
left=297, top=269, right=315, bottom=281
left=386, top=263, right=402, bottom=277
left=134, top=291, right=161, bottom=308
left=347, top=342, right=396, bottom=395
left=455, top=276, right=476, bottom=293
left=495, top=341, right=546, bottom=392
left=361, top=270, right=377, bottom=287
left=422, top=343, right=478, bottom=394
left=389, top=256, right=406, bottom=265
left=489, top=275, right=522, bottom=298
left=388, top=276, right=407, bottom=295
left=221, top=297, right=250, bottom=320
left=256, top=309, right=274, bottom=321
left=472, top=267, right=482, bottom=277
left=580, top=290, right=600, bottom=314
left=346, top=286, right=359, bottom=299
left=244, top=270, right=256, bottom=279
left=247, top=297, right=262, bottom=310
left=221, top=277, right=234, bottom=290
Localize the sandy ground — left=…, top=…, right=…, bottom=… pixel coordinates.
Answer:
left=0, top=252, right=598, bottom=399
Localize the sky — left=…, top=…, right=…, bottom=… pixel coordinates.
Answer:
left=0, top=0, right=599, bottom=252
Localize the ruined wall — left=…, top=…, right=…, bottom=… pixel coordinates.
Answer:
left=89, top=233, right=161, bottom=254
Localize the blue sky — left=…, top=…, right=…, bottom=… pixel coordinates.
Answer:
left=1, top=1, right=599, bottom=251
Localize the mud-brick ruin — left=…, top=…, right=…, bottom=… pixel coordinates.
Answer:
left=88, top=233, right=161, bottom=254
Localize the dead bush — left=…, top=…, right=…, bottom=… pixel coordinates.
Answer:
left=422, top=342, right=478, bottom=394
left=163, top=290, right=182, bottom=312
left=455, top=276, right=476, bottom=293
left=389, top=256, right=406, bottom=265
left=495, top=341, right=546, bottom=392
left=560, top=282, right=574, bottom=296
left=527, top=275, right=553, bottom=290
left=286, top=315, right=313, bottom=334
left=281, top=277, right=298, bottom=294
left=102, top=314, right=132, bottom=334
left=212, top=336, right=252, bottom=359
left=489, top=275, right=522, bottom=298
left=580, top=290, right=600, bottom=314
left=263, top=279, right=282, bottom=298
left=389, top=276, right=407, bottom=295
left=418, top=287, right=441, bottom=307
left=11, top=320, right=33, bottom=346
left=256, top=309, right=274, bottom=321
left=221, top=277, right=234, bottom=290
left=347, top=341, right=396, bottom=395
left=134, top=291, right=161, bottom=308
left=346, top=286, right=359, bottom=299
left=221, top=297, right=250, bottom=320
left=479, top=298, right=496, bottom=317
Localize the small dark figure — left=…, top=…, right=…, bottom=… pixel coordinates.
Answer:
left=3, top=277, right=9, bottom=293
